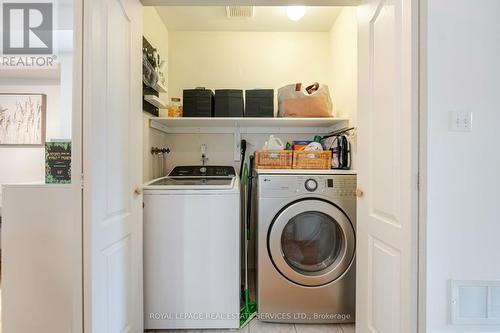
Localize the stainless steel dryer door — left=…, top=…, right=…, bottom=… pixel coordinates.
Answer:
left=268, top=199, right=355, bottom=287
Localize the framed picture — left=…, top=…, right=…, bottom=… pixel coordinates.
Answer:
left=0, top=93, right=46, bottom=146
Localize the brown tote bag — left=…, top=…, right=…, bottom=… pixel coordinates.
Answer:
left=278, top=82, right=333, bottom=118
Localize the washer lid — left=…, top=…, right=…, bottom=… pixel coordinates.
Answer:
left=149, top=177, right=233, bottom=187
left=268, top=199, right=355, bottom=287
left=143, top=175, right=237, bottom=191
left=144, top=166, right=238, bottom=190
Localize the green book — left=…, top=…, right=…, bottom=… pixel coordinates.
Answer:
left=45, top=140, right=71, bottom=184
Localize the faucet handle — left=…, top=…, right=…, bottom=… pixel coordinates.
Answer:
left=201, top=154, right=209, bottom=166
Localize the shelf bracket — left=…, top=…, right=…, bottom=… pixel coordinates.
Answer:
left=233, top=122, right=241, bottom=162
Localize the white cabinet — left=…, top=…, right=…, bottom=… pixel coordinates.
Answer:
left=2, top=184, right=75, bottom=333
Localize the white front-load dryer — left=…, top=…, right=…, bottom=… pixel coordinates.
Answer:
left=256, top=170, right=356, bottom=324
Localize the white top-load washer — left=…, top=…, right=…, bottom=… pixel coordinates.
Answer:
left=143, top=166, right=240, bottom=330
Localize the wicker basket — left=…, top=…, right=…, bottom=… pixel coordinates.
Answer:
left=254, top=150, right=293, bottom=169
left=292, top=150, right=332, bottom=169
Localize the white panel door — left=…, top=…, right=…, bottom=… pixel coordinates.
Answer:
left=83, top=0, right=143, bottom=331
left=357, top=0, right=418, bottom=332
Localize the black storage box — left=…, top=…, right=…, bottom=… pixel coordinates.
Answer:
left=245, top=89, right=274, bottom=117
left=183, top=88, right=214, bottom=117
left=214, top=90, right=244, bottom=117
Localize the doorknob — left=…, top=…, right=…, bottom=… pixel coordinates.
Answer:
left=355, top=188, right=364, bottom=198
left=134, top=187, right=142, bottom=195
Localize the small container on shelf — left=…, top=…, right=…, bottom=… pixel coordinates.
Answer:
left=245, top=89, right=274, bottom=117
left=183, top=88, right=214, bottom=117
left=292, top=150, right=332, bottom=169
left=292, top=140, right=313, bottom=151
left=254, top=150, right=293, bottom=169
left=168, top=97, right=183, bottom=118
left=214, top=89, right=244, bottom=117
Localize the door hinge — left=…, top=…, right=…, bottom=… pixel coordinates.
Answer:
left=416, top=172, right=420, bottom=191
left=81, top=173, right=84, bottom=189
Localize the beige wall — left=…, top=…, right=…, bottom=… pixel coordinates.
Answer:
left=143, top=7, right=170, bottom=182
left=163, top=133, right=324, bottom=174
left=329, top=7, right=357, bottom=122
left=146, top=12, right=358, bottom=177
left=168, top=31, right=332, bottom=113
left=164, top=29, right=346, bottom=173
left=328, top=7, right=357, bottom=168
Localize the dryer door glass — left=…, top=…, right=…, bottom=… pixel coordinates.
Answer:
left=268, top=199, right=355, bottom=286
left=281, top=211, right=343, bottom=273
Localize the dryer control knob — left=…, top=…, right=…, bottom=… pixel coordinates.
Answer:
left=305, top=179, right=318, bottom=192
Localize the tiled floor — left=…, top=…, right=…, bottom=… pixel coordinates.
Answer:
left=152, top=319, right=355, bottom=333
left=151, top=272, right=357, bottom=332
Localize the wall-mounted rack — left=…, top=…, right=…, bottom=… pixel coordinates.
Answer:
left=143, top=37, right=168, bottom=116
left=152, top=81, right=167, bottom=93
left=144, top=95, right=168, bottom=109
left=149, top=117, right=350, bottom=162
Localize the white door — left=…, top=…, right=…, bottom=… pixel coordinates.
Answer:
left=357, top=0, right=419, bottom=332
left=82, top=0, right=143, bottom=331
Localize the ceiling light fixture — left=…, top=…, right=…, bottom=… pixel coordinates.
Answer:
left=287, top=6, right=306, bottom=21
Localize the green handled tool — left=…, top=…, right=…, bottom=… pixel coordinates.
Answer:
left=240, top=156, right=257, bottom=328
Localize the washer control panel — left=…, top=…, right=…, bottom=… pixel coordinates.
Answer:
left=169, top=165, right=236, bottom=178
left=259, top=174, right=356, bottom=198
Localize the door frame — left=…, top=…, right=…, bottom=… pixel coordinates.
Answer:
left=72, top=0, right=84, bottom=333
left=76, top=0, right=427, bottom=331
left=418, top=0, right=428, bottom=332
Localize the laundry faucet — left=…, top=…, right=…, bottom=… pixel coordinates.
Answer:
left=201, top=144, right=208, bottom=166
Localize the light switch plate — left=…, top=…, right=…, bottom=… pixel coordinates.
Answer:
left=449, top=111, right=473, bottom=132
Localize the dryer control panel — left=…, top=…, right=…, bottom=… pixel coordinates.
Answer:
left=259, top=174, right=356, bottom=198
left=326, top=176, right=357, bottom=197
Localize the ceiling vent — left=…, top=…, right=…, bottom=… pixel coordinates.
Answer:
left=225, top=6, right=255, bottom=18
